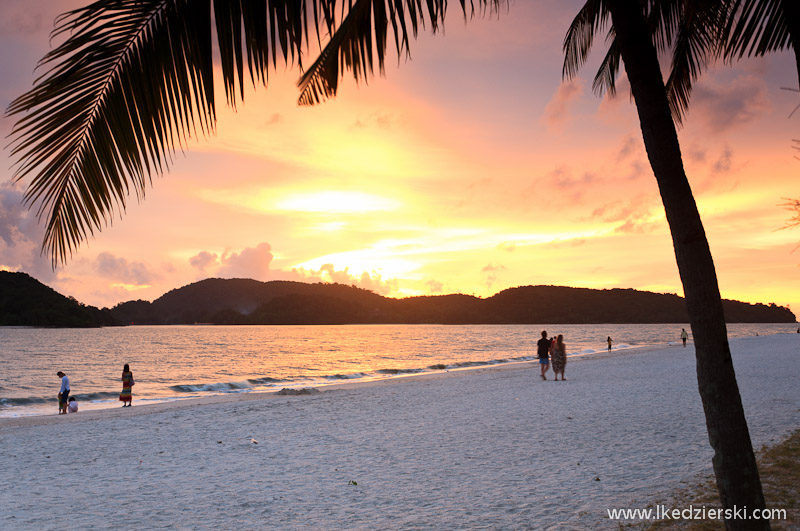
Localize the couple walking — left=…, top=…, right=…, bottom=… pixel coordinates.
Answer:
left=537, top=331, right=567, bottom=381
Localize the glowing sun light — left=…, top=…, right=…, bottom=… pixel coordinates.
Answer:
left=276, top=191, right=400, bottom=213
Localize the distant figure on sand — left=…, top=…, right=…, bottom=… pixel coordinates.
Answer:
left=67, top=396, right=78, bottom=413
left=552, top=335, right=567, bottom=381
left=57, top=371, right=70, bottom=415
left=537, top=331, right=551, bottom=380
left=681, top=328, right=688, bottom=347
left=120, top=364, right=134, bottom=407
left=607, top=336, right=612, bottom=351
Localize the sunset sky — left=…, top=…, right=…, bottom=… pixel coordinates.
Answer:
left=1, top=0, right=798, bottom=314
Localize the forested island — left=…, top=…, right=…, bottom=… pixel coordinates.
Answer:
left=0, top=271, right=117, bottom=327
left=1, top=272, right=795, bottom=327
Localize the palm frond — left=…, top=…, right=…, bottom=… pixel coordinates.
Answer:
left=664, top=0, right=728, bottom=124
left=213, top=0, right=307, bottom=106
left=7, top=0, right=217, bottom=266
left=725, top=0, right=796, bottom=59
left=563, top=0, right=609, bottom=82
left=298, top=0, right=507, bottom=106
left=591, top=30, right=620, bottom=98
left=6, top=0, right=309, bottom=266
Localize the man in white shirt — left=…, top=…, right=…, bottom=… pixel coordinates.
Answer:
left=57, top=371, right=70, bottom=414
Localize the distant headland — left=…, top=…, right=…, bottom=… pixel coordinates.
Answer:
left=1, top=271, right=795, bottom=327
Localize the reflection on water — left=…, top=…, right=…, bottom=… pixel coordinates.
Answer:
left=0, top=323, right=794, bottom=417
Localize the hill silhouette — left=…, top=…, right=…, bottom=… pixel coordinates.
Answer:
left=108, top=278, right=796, bottom=325
left=0, top=271, right=118, bottom=327
left=2, top=272, right=794, bottom=326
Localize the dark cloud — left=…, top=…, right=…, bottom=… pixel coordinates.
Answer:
left=0, top=4, right=44, bottom=34
left=0, top=180, right=54, bottom=281
left=692, top=76, right=770, bottom=133
left=94, top=252, right=156, bottom=285
left=711, top=146, right=733, bottom=175
left=616, top=134, right=641, bottom=162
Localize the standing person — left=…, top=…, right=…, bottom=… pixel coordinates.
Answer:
left=552, top=334, right=567, bottom=381
left=537, top=330, right=551, bottom=381
left=57, top=371, right=70, bottom=415
left=681, top=328, right=689, bottom=347
left=607, top=336, right=613, bottom=351
left=120, top=364, right=134, bottom=407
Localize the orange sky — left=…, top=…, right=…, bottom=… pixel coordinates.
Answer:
left=1, top=1, right=798, bottom=315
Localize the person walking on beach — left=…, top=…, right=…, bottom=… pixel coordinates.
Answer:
left=681, top=328, right=688, bottom=347
left=57, top=371, right=70, bottom=415
left=120, top=364, right=134, bottom=407
left=607, top=336, right=613, bottom=351
left=537, top=331, right=551, bottom=380
left=552, top=334, right=567, bottom=381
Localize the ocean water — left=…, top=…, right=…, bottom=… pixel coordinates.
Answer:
left=0, top=323, right=795, bottom=417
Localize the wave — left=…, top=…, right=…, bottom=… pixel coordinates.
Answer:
left=0, top=396, right=51, bottom=407
left=170, top=381, right=253, bottom=393
left=247, top=376, right=287, bottom=385
left=326, top=372, right=369, bottom=380
left=376, top=368, right=426, bottom=375
left=0, top=391, right=120, bottom=407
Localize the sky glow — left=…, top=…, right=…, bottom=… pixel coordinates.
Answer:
left=0, top=0, right=798, bottom=313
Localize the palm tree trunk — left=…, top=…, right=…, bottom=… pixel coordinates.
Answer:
left=607, top=1, right=768, bottom=529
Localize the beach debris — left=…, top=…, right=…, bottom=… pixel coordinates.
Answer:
left=276, top=387, right=320, bottom=396
left=249, top=438, right=258, bottom=444
left=348, top=480, right=358, bottom=486
left=594, top=477, right=601, bottom=481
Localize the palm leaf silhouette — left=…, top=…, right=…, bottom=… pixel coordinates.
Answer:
left=7, top=0, right=305, bottom=266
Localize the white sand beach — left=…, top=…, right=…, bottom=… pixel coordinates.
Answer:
left=1, top=334, right=798, bottom=529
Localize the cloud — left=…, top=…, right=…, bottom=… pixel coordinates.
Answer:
left=542, top=79, right=583, bottom=129
left=692, top=75, right=770, bottom=133
left=0, top=2, right=45, bottom=34
left=217, top=243, right=274, bottom=281
left=264, top=113, right=283, bottom=126
left=591, top=196, right=662, bottom=234
left=711, top=146, right=733, bottom=175
left=0, top=180, right=54, bottom=281
left=616, top=134, right=641, bottom=162
left=352, top=112, right=399, bottom=129
left=482, top=263, right=506, bottom=289
left=425, top=280, right=444, bottom=294
left=189, top=243, right=276, bottom=283
left=189, top=251, right=218, bottom=272
left=497, top=241, right=516, bottom=253
left=286, top=264, right=398, bottom=296
left=94, top=252, right=157, bottom=285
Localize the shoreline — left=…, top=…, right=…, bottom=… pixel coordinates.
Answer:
left=0, top=340, right=692, bottom=428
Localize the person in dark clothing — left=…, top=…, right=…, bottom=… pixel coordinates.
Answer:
left=537, top=330, right=551, bottom=381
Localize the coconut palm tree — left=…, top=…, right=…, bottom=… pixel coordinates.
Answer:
left=6, top=1, right=797, bottom=527
left=562, top=1, right=773, bottom=528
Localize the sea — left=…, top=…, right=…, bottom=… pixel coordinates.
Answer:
left=1, top=323, right=796, bottom=418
